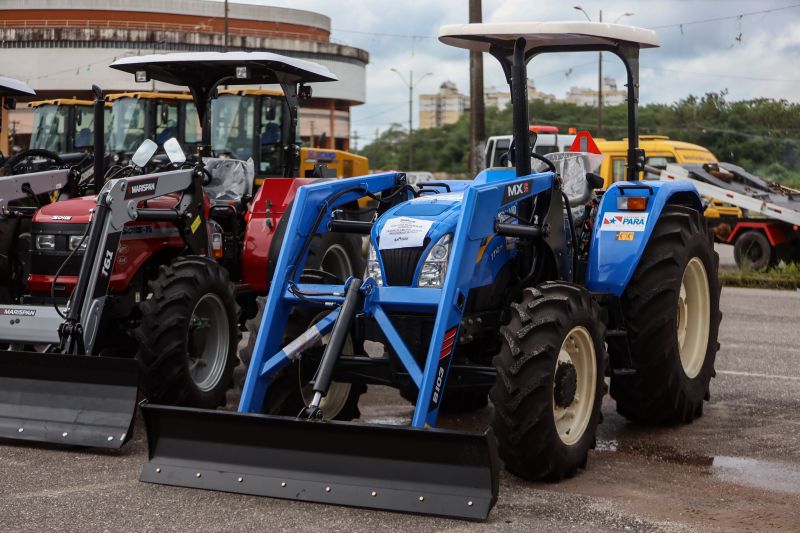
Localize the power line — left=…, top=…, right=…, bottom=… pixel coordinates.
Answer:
left=645, top=66, right=800, bottom=83
left=648, top=3, right=800, bottom=30
left=333, top=28, right=435, bottom=40
left=335, top=4, right=800, bottom=41
left=352, top=103, right=407, bottom=123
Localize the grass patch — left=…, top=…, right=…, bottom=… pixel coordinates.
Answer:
left=719, top=262, right=800, bottom=290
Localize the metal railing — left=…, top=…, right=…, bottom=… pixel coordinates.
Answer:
left=0, top=19, right=329, bottom=42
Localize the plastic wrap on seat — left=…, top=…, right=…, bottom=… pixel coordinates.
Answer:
left=202, top=157, right=255, bottom=202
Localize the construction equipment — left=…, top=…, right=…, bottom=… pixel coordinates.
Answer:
left=136, top=22, right=721, bottom=519
left=106, top=91, right=200, bottom=165
left=212, top=88, right=368, bottom=185
left=0, top=76, right=36, bottom=162
left=0, top=51, right=365, bottom=449
left=657, top=162, right=800, bottom=267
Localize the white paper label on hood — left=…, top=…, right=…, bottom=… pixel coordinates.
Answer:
left=378, top=217, right=434, bottom=250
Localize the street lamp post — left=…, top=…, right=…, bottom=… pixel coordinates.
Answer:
left=574, top=6, right=633, bottom=135
left=390, top=68, right=431, bottom=170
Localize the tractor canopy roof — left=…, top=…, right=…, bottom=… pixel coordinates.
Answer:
left=0, top=76, right=35, bottom=97
left=438, top=21, right=659, bottom=52
left=109, top=51, right=337, bottom=88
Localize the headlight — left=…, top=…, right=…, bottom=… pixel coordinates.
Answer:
left=68, top=235, right=87, bottom=251
left=35, top=234, right=56, bottom=250
left=417, top=234, right=451, bottom=288
left=366, top=240, right=383, bottom=285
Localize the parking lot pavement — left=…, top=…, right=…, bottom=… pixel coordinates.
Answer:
left=0, top=287, right=798, bottom=532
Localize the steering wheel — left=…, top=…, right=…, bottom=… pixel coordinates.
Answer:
left=200, top=166, right=213, bottom=186
left=531, top=152, right=556, bottom=174
left=504, top=139, right=558, bottom=174
left=3, top=149, right=64, bottom=175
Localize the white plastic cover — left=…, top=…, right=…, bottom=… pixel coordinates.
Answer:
left=202, top=157, right=255, bottom=202
left=532, top=152, right=604, bottom=217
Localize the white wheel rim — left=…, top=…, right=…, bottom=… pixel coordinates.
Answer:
left=553, top=326, right=597, bottom=446
left=677, top=257, right=711, bottom=379
left=297, top=243, right=355, bottom=420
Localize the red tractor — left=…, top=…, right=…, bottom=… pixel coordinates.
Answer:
left=0, top=52, right=364, bottom=448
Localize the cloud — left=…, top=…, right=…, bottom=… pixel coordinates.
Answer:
left=215, top=0, right=800, bottom=140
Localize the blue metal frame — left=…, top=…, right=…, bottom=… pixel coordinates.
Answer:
left=240, top=169, right=554, bottom=429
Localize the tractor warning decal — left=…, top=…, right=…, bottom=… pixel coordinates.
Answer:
left=125, top=177, right=158, bottom=199
left=600, top=212, right=649, bottom=232
left=502, top=179, right=533, bottom=204
left=429, top=327, right=458, bottom=410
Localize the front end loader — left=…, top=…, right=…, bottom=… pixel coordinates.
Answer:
left=0, top=141, right=212, bottom=448
left=135, top=21, right=721, bottom=520
left=0, top=52, right=367, bottom=450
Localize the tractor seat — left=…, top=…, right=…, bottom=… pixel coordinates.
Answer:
left=202, top=157, right=255, bottom=208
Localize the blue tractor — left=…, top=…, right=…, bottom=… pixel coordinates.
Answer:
left=137, top=21, right=721, bottom=520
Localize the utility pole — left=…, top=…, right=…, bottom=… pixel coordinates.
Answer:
left=224, top=0, right=230, bottom=49
left=469, top=0, right=485, bottom=174
left=391, top=69, right=432, bottom=170
left=574, top=7, right=633, bottom=136
left=408, top=71, right=413, bottom=169
left=597, top=10, right=603, bottom=135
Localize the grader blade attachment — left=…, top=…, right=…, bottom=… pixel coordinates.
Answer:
left=0, top=352, right=138, bottom=448
left=140, top=403, right=499, bottom=520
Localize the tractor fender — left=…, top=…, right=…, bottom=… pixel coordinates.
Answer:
left=585, top=180, right=702, bottom=296
left=241, top=177, right=330, bottom=293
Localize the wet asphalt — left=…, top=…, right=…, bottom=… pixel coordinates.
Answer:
left=0, top=286, right=798, bottom=532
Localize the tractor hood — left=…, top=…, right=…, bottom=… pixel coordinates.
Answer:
left=34, top=196, right=97, bottom=224
left=34, top=194, right=181, bottom=225
left=372, top=187, right=467, bottom=251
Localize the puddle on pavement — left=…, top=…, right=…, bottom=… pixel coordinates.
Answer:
left=596, top=440, right=800, bottom=495
left=712, top=455, right=800, bottom=495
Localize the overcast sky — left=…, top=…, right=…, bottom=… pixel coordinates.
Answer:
left=219, top=0, right=800, bottom=146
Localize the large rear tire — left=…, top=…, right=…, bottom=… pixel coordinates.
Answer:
left=238, top=231, right=365, bottom=420
left=609, top=205, right=721, bottom=425
left=490, top=282, right=607, bottom=481
left=135, top=256, right=240, bottom=408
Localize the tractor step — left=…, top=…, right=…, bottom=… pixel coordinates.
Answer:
left=0, top=351, right=138, bottom=448
left=140, top=402, right=499, bottom=519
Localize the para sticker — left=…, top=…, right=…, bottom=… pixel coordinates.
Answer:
left=600, top=212, right=649, bottom=232
left=378, top=217, right=433, bottom=250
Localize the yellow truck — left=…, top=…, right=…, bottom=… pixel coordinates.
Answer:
left=213, top=89, right=368, bottom=185
left=595, top=135, right=741, bottom=220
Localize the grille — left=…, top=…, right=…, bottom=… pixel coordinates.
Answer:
left=30, top=222, right=87, bottom=277
left=379, top=238, right=429, bottom=286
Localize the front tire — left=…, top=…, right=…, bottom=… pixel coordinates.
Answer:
left=609, top=205, right=721, bottom=425
left=490, top=282, right=606, bottom=481
left=135, top=256, right=240, bottom=408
